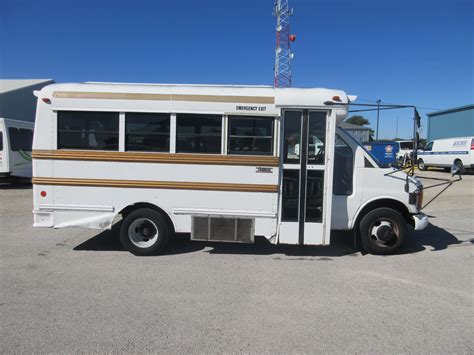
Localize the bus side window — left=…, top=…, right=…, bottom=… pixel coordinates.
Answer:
left=8, top=127, right=21, bottom=151
left=227, top=115, right=274, bottom=156
left=333, top=135, right=353, bottom=196
left=19, top=129, right=33, bottom=151
left=125, top=112, right=170, bottom=152
left=57, top=111, right=119, bottom=151
left=0, top=131, right=3, bottom=151
left=176, top=114, right=222, bottom=154
left=424, top=142, right=433, bottom=151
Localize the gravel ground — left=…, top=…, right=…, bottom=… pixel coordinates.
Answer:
left=1, top=170, right=473, bottom=353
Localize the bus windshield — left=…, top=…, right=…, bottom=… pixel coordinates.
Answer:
left=338, top=127, right=383, bottom=167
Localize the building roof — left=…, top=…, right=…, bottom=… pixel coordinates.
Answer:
left=427, top=104, right=474, bottom=117
left=0, top=79, right=54, bottom=94
left=339, top=122, right=371, bottom=130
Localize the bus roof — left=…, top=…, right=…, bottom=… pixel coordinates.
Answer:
left=37, top=82, right=356, bottom=108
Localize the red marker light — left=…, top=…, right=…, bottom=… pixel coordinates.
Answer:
left=40, top=191, right=47, bottom=197
left=332, top=95, right=341, bottom=102
left=42, top=98, right=51, bottom=104
left=289, top=34, right=296, bottom=42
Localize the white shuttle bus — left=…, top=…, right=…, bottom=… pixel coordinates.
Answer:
left=32, top=82, right=428, bottom=255
left=0, top=118, right=34, bottom=179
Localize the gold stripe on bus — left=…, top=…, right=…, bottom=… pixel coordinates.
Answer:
left=32, top=177, right=278, bottom=193
left=53, top=92, right=170, bottom=101
left=31, top=150, right=279, bottom=167
left=52, top=91, right=275, bottom=104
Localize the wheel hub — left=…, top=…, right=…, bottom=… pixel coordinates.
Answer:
left=370, top=220, right=398, bottom=245
left=128, top=218, right=159, bottom=248
left=376, top=225, right=396, bottom=242
left=140, top=222, right=156, bottom=239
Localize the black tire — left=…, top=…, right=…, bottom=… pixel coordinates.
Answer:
left=119, top=208, right=170, bottom=256
left=417, top=158, right=427, bottom=171
left=454, top=159, right=464, bottom=174
left=359, top=207, right=406, bottom=255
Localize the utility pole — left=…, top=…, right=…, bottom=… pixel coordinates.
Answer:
left=375, top=99, right=381, bottom=140
left=273, top=0, right=296, bottom=88
left=395, top=115, right=399, bottom=138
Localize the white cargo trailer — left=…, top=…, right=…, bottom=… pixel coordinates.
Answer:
left=32, top=82, right=428, bottom=255
left=0, top=118, right=34, bottom=179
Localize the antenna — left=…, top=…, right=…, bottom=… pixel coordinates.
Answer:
left=273, top=0, right=295, bottom=88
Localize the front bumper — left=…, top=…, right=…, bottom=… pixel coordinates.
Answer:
left=412, top=213, right=429, bottom=231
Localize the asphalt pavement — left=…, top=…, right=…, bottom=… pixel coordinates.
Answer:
left=1, top=170, right=473, bottom=353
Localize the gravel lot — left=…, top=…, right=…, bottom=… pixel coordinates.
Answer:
left=1, top=170, right=473, bottom=353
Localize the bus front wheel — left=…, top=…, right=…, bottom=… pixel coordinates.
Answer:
left=359, top=208, right=406, bottom=255
left=119, top=208, right=170, bottom=256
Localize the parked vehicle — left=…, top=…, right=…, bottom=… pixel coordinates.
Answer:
left=32, top=82, right=428, bottom=255
left=0, top=118, right=34, bottom=180
left=362, top=140, right=399, bottom=166
left=417, top=137, right=474, bottom=172
left=395, top=140, right=414, bottom=166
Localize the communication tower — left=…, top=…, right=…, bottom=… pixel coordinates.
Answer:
left=273, top=0, right=296, bottom=87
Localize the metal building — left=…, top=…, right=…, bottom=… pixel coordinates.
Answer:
left=427, top=104, right=474, bottom=141
left=338, top=122, right=371, bottom=142
left=0, top=79, right=54, bottom=122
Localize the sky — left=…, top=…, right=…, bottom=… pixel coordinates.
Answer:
left=1, top=0, right=473, bottom=139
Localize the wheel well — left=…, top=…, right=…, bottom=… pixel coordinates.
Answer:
left=354, top=199, right=412, bottom=229
left=119, top=202, right=175, bottom=234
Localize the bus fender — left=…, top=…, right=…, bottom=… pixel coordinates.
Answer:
left=350, top=196, right=412, bottom=230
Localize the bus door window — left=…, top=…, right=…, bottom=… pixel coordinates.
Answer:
left=283, top=111, right=302, bottom=164
left=307, top=111, right=326, bottom=165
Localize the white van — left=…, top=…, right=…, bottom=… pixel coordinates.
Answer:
left=31, top=82, right=428, bottom=255
left=0, top=118, right=34, bottom=179
left=417, top=137, right=473, bottom=172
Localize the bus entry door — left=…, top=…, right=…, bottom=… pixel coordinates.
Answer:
left=278, top=109, right=333, bottom=245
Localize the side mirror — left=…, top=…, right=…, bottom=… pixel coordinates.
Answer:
left=450, top=164, right=461, bottom=177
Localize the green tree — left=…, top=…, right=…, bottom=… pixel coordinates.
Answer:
left=345, top=115, right=370, bottom=126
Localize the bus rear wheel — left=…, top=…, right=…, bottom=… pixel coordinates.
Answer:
left=119, top=208, right=170, bottom=256
left=359, top=207, right=406, bottom=255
